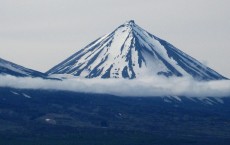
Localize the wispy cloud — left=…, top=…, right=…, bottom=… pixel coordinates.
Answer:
left=0, top=75, right=230, bottom=97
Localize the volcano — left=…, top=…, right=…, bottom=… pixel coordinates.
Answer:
left=47, top=20, right=226, bottom=80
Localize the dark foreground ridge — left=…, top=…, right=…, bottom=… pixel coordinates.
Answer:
left=1, top=87, right=230, bottom=145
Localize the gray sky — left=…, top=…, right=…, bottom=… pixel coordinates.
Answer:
left=0, top=0, right=229, bottom=77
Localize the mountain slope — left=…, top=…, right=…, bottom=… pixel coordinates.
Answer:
left=47, top=20, right=226, bottom=80
left=0, top=57, right=46, bottom=78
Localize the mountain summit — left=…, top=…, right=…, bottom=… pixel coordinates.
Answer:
left=47, top=20, right=226, bottom=80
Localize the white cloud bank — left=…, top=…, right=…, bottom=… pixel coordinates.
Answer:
left=0, top=75, right=230, bottom=97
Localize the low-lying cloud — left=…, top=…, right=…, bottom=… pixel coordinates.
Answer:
left=0, top=75, right=230, bottom=97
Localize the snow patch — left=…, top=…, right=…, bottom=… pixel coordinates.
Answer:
left=22, top=93, right=32, bottom=99
left=11, top=91, right=19, bottom=95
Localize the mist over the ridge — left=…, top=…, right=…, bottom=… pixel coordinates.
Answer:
left=0, top=75, right=230, bottom=97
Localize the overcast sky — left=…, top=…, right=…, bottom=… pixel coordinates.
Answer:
left=0, top=0, right=229, bottom=77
